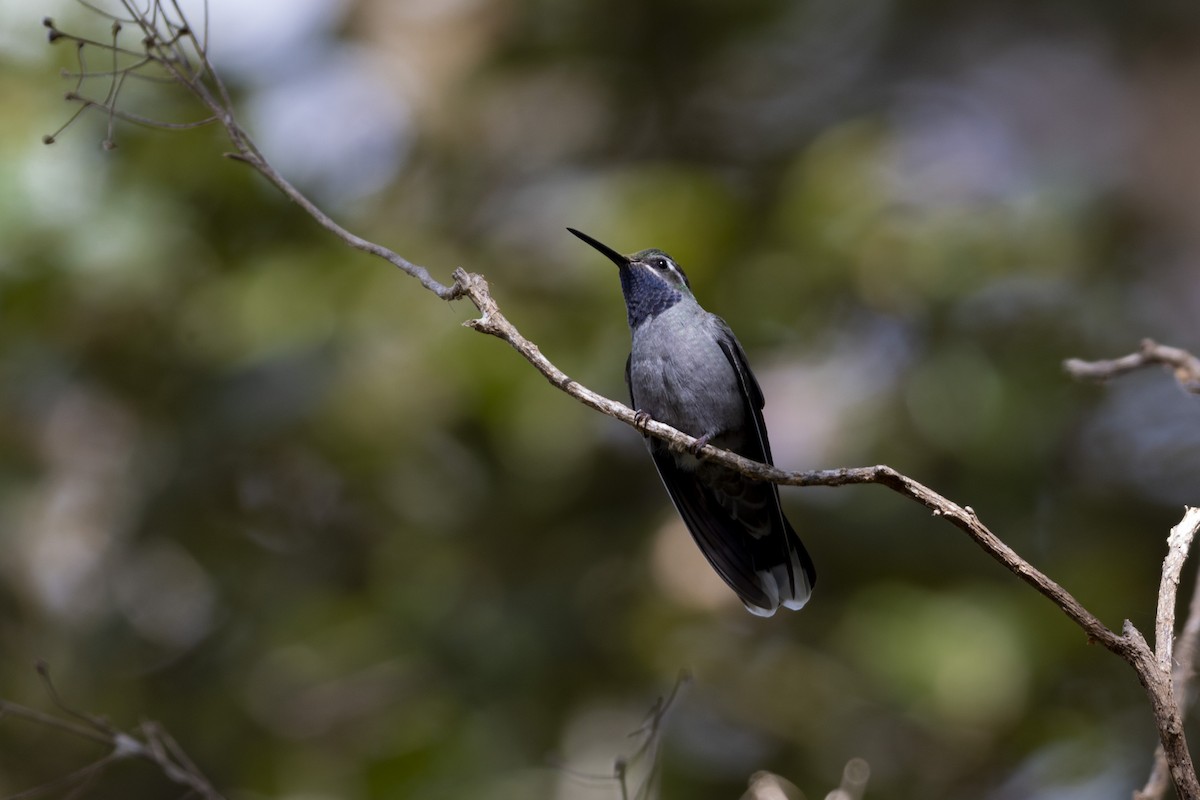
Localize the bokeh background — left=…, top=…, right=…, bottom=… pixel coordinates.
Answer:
left=3, top=0, right=1200, bottom=797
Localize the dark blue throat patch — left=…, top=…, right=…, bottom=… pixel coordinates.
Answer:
left=620, top=266, right=682, bottom=328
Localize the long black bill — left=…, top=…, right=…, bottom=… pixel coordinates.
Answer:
left=567, top=227, right=629, bottom=268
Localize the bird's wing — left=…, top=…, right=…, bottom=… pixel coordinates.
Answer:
left=628, top=350, right=775, bottom=608
left=628, top=334, right=815, bottom=613
left=712, top=318, right=770, bottom=463
left=625, top=352, right=635, bottom=411
left=713, top=319, right=817, bottom=601
left=648, top=443, right=775, bottom=610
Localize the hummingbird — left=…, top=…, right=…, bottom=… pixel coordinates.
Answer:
left=568, top=228, right=816, bottom=616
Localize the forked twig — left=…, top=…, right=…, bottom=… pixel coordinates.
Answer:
left=0, top=665, right=224, bottom=800
left=552, top=671, right=690, bottom=800
left=1137, top=522, right=1200, bottom=800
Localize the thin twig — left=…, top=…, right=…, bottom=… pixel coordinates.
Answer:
left=1065, top=339, right=1200, bottom=394
left=0, top=695, right=226, bottom=800
left=2, top=753, right=118, bottom=800
left=0, top=699, right=112, bottom=747
left=64, top=92, right=218, bottom=129
left=550, top=671, right=689, bottom=800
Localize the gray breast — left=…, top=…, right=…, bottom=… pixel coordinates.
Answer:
left=628, top=302, right=746, bottom=445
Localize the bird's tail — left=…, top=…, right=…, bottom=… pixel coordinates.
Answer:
left=742, top=523, right=816, bottom=617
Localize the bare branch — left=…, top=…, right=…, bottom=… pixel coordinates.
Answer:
left=551, top=671, right=689, bottom=800
left=40, top=5, right=1200, bottom=798
left=741, top=771, right=803, bottom=800
left=1, top=751, right=118, bottom=800
left=1139, top=515, right=1200, bottom=800
left=824, top=757, right=871, bottom=800
left=63, top=92, right=218, bottom=130
left=1133, top=509, right=1200, bottom=798
left=1065, top=339, right=1200, bottom=394
left=1174, top=563, right=1200, bottom=722
left=0, top=687, right=225, bottom=800
left=0, top=698, right=111, bottom=748
left=1064, top=341, right=1200, bottom=800
left=1155, top=509, right=1200, bottom=670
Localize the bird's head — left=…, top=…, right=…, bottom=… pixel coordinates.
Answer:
left=624, top=248, right=692, bottom=293
left=568, top=228, right=693, bottom=294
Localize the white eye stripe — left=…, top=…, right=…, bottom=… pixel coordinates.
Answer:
left=639, top=254, right=688, bottom=287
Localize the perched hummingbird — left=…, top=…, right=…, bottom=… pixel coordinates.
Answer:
left=568, top=228, right=816, bottom=616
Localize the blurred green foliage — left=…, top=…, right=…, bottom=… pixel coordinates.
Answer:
left=3, top=1, right=1200, bottom=798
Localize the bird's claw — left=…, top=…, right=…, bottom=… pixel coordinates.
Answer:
left=633, top=409, right=653, bottom=433
left=688, top=433, right=712, bottom=456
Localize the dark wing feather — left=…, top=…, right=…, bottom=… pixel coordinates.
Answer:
left=648, top=443, right=776, bottom=608
left=628, top=333, right=816, bottom=612
left=712, top=320, right=769, bottom=462
left=714, top=322, right=817, bottom=596
left=628, top=351, right=774, bottom=607
left=625, top=353, right=633, bottom=404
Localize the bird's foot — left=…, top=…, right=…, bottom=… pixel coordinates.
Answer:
left=688, top=432, right=713, bottom=456
left=633, top=409, right=653, bottom=434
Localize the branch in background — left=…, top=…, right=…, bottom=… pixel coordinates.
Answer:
left=739, top=758, right=869, bottom=800
left=741, top=771, right=803, bottom=800
left=1066, top=343, right=1200, bottom=797
left=827, top=758, right=871, bottom=800
left=1064, top=339, right=1200, bottom=394
left=1135, top=509, right=1200, bottom=799
left=1154, top=510, right=1200, bottom=673
left=0, top=663, right=225, bottom=800
left=555, top=671, right=690, bottom=800
left=1139, top=519, right=1200, bottom=800
left=37, top=4, right=1200, bottom=798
